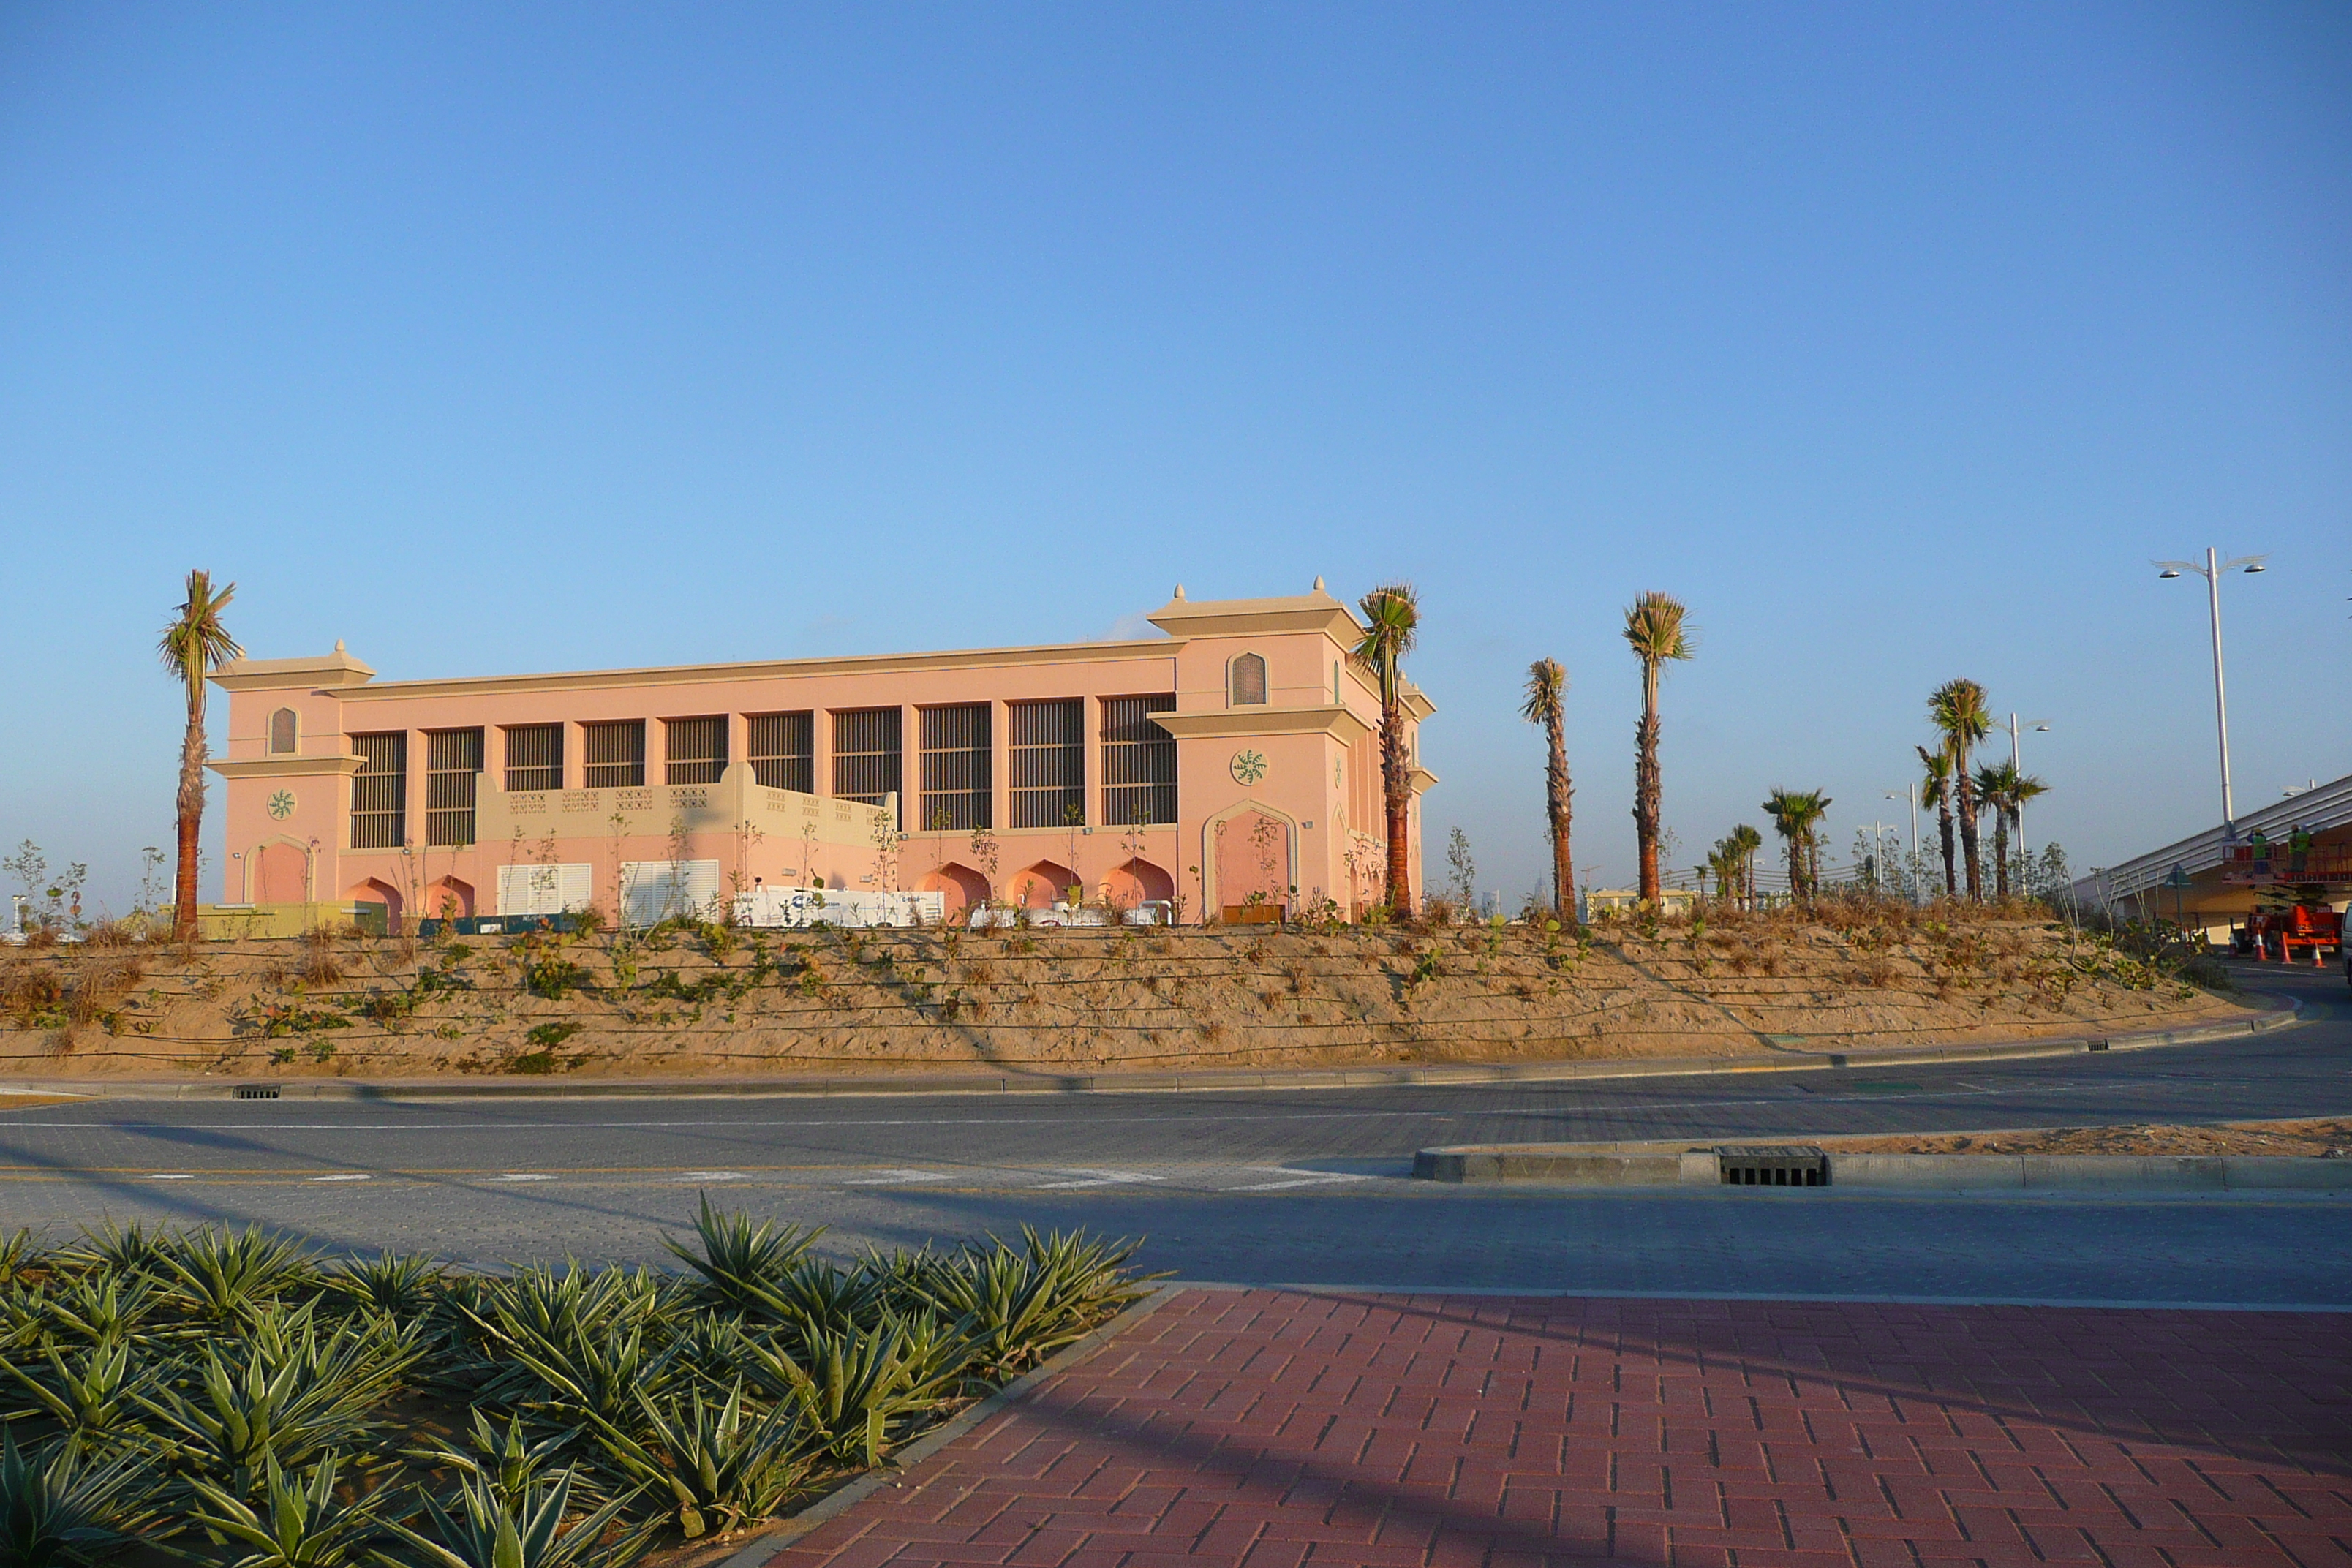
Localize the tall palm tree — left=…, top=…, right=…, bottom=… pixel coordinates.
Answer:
left=1354, top=582, right=1422, bottom=916
left=1520, top=658, right=1575, bottom=921
left=157, top=571, right=241, bottom=940
left=1915, top=744, right=1956, bottom=898
left=1763, top=789, right=1831, bottom=902
left=1621, top=592, right=1694, bottom=908
left=1728, top=823, right=1763, bottom=908
left=1705, top=837, right=1744, bottom=903
left=1972, top=762, right=2048, bottom=900
left=1929, top=679, right=1992, bottom=900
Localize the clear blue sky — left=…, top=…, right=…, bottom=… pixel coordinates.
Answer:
left=3, top=3, right=2346, bottom=914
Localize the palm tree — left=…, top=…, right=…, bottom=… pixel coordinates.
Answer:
left=1728, top=823, right=1763, bottom=908
left=1972, top=762, right=2048, bottom=900
left=1520, top=659, right=1575, bottom=921
left=1763, top=789, right=1831, bottom=902
left=1915, top=745, right=1956, bottom=898
left=1354, top=582, right=1422, bottom=916
left=1929, top=679, right=1992, bottom=900
left=1704, top=837, right=1744, bottom=904
left=1621, top=592, right=1694, bottom=908
left=2008, top=771, right=2048, bottom=892
left=158, top=571, right=241, bottom=941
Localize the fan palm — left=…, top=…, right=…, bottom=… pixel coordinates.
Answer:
left=1727, top=823, right=1762, bottom=908
left=1929, top=679, right=1991, bottom=900
left=1621, top=592, right=1694, bottom=907
left=1763, top=790, right=1831, bottom=902
left=1972, top=762, right=2048, bottom=900
left=1915, top=745, right=1956, bottom=898
left=1354, top=583, right=1422, bottom=916
left=158, top=571, right=241, bottom=941
left=1519, top=659, right=1575, bottom=921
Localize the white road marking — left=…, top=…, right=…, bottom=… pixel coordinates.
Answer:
left=494, top=1173, right=556, bottom=1183
left=309, top=1173, right=371, bottom=1183
left=1034, top=1170, right=1167, bottom=1189
left=146, top=1173, right=193, bottom=1180
left=842, top=1169, right=952, bottom=1185
left=677, top=1171, right=745, bottom=1181
left=1232, top=1169, right=1378, bottom=1191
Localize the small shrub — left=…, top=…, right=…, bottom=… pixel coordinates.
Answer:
left=525, top=1021, right=582, bottom=1050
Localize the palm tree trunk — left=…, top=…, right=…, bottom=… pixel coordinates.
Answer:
left=1545, top=715, right=1575, bottom=921
left=1991, top=811, right=2010, bottom=900
left=1786, top=840, right=1802, bottom=902
left=1937, top=805, right=1957, bottom=897
left=1633, top=665, right=1661, bottom=905
left=173, top=681, right=206, bottom=941
left=1382, top=697, right=1411, bottom=916
left=1956, top=772, right=1983, bottom=901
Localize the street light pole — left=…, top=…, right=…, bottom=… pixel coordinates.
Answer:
left=2007, top=713, right=2050, bottom=883
left=2155, top=548, right=2266, bottom=834
left=1885, top=786, right=1921, bottom=905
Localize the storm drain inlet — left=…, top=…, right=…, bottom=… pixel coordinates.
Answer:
left=1715, top=1145, right=1828, bottom=1187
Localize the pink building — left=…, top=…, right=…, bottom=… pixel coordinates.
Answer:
left=208, top=584, right=1436, bottom=929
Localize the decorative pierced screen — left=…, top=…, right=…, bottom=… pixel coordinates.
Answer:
left=663, top=715, right=728, bottom=785
left=425, top=728, right=483, bottom=848
left=582, top=720, right=646, bottom=789
left=1009, top=698, right=1085, bottom=829
left=504, top=724, right=562, bottom=793
left=1101, top=694, right=1177, bottom=826
left=832, top=708, right=902, bottom=818
left=919, top=703, right=991, bottom=832
left=350, top=731, right=407, bottom=849
left=1229, top=652, right=1267, bottom=706
left=747, top=712, right=814, bottom=793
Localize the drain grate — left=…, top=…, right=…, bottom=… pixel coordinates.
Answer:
left=233, top=1085, right=281, bottom=1101
left=1715, top=1145, right=1828, bottom=1187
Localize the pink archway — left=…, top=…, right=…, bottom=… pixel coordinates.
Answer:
left=1215, top=810, right=1291, bottom=916
left=253, top=842, right=308, bottom=904
left=350, top=878, right=402, bottom=932
left=915, top=862, right=992, bottom=919
left=1103, top=858, right=1173, bottom=908
left=1010, top=860, right=1077, bottom=909
left=427, top=877, right=475, bottom=921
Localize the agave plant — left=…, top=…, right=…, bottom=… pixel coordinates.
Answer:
left=661, top=1196, right=823, bottom=1316
left=792, top=1313, right=965, bottom=1466
left=404, top=1410, right=592, bottom=1509
left=469, top=1314, right=663, bottom=1431
left=0, top=1229, right=44, bottom=1289
left=29, top=1271, right=167, bottom=1349
left=0, top=1427, right=167, bottom=1567
left=1, top=1339, right=157, bottom=1452
left=915, top=1229, right=1147, bottom=1382
left=594, top=1381, right=810, bottom=1539
left=159, top=1224, right=322, bottom=1327
left=323, top=1250, right=448, bottom=1326
left=747, top=1258, right=886, bottom=1344
left=184, top=1456, right=390, bottom=1568
left=140, top=1304, right=419, bottom=1499
left=381, top=1463, right=649, bottom=1568
left=53, top=1218, right=173, bottom=1281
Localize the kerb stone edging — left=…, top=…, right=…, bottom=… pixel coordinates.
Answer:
left=0, top=994, right=2296, bottom=1104
left=1414, top=1146, right=2352, bottom=1190
left=715, top=1286, right=1175, bottom=1568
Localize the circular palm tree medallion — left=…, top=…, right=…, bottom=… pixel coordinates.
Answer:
left=1229, top=750, right=1267, bottom=785
left=267, top=789, right=297, bottom=820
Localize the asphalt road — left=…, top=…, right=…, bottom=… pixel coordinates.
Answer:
left=2, top=964, right=2345, bottom=1302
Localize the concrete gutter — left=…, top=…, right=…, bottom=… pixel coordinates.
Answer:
left=1413, top=1144, right=2352, bottom=1190
left=0, top=995, right=2298, bottom=1104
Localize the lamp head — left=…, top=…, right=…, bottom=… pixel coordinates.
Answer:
left=2033, top=723, right=2050, bottom=732
left=2244, top=562, right=2266, bottom=573
left=2158, top=568, right=2182, bottom=579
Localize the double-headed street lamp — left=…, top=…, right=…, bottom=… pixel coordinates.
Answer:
left=2155, top=548, right=2266, bottom=834
left=2008, top=714, right=2051, bottom=870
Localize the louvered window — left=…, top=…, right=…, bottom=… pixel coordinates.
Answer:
left=350, top=732, right=407, bottom=850
left=504, top=723, right=562, bottom=792
left=583, top=720, right=646, bottom=789
left=1101, top=695, right=1177, bottom=826
left=747, top=712, right=814, bottom=793
left=664, top=715, right=728, bottom=785
left=919, top=704, right=991, bottom=832
left=426, top=728, right=483, bottom=847
left=1009, top=698, right=1085, bottom=829
left=1229, top=653, right=1267, bottom=706
left=832, top=708, right=902, bottom=819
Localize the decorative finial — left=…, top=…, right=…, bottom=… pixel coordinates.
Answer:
left=333, top=640, right=346, bottom=654
left=1173, top=584, right=1186, bottom=600
left=1313, top=576, right=1324, bottom=592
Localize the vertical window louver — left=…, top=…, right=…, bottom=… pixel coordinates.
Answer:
left=425, top=728, right=483, bottom=847
left=1009, top=698, right=1085, bottom=829
left=663, top=715, right=728, bottom=785
left=1101, top=695, right=1177, bottom=826
left=350, top=732, right=407, bottom=849
left=832, top=708, right=903, bottom=820
left=503, top=723, right=562, bottom=793
left=919, top=703, right=991, bottom=831
left=746, top=712, right=814, bottom=793
left=582, top=720, right=647, bottom=789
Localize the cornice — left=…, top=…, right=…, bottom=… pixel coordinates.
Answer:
left=206, top=754, right=368, bottom=780
left=1149, top=705, right=1374, bottom=744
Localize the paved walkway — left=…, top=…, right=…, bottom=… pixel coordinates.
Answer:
left=766, top=1289, right=2351, bottom=1568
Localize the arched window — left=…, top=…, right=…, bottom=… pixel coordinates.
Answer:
left=1228, top=652, right=1267, bottom=706
left=268, top=708, right=298, bottom=755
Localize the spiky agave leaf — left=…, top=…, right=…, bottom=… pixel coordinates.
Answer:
left=52, top=1219, right=173, bottom=1283
left=322, top=1250, right=449, bottom=1327
left=660, top=1196, right=823, bottom=1315
left=402, top=1409, right=595, bottom=1509
left=27, top=1271, right=169, bottom=1349
left=184, top=1455, right=390, bottom=1568
left=157, top=1224, right=324, bottom=1327
left=592, top=1381, right=810, bottom=1539
left=380, top=1464, right=649, bottom=1568
left=0, top=1426, right=170, bottom=1567
left=0, top=1338, right=159, bottom=1452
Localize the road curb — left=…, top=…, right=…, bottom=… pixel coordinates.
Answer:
left=0, top=998, right=2296, bottom=1104
left=1412, top=1145, right=2352, bottom=1190
left=716, top=1286, right=1175, bottom=1568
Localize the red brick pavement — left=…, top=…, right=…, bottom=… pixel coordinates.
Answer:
left=766, top=1290, right=2352, bottom=1568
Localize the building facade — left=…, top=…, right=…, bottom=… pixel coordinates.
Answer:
left=207, top=584, right=1435, bottom=929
